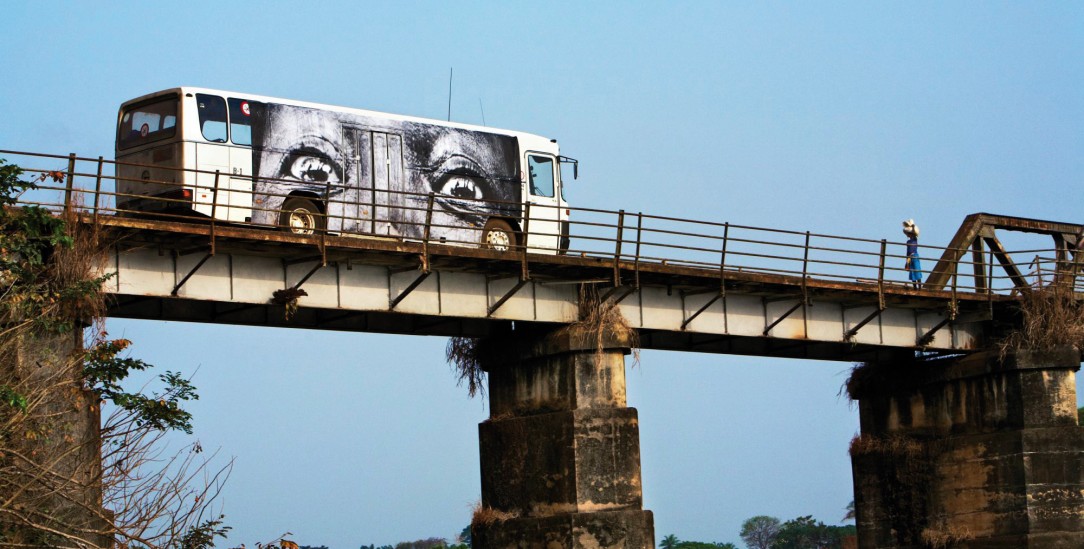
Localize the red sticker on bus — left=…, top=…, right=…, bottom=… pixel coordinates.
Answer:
left=140, top=123, right=149, bottom=137
left=241, top=101, right=251, bottom=116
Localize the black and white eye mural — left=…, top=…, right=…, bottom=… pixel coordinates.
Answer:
left=250, top=102, right=520, bottom=244
left=401, top=122, right=520, bottom=241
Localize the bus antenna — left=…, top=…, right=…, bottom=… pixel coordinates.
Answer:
left=479, top=98, right=486, bottom=126
left=447, top=68, right=453, bottom=121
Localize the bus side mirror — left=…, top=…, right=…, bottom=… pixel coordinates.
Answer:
left=559, top=156, right=579, bottom=180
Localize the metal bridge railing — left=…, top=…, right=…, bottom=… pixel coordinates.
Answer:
left=2, top=149, right=1081, bottom=298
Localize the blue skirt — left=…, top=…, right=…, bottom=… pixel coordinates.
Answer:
left=908, top=255, right=922, bottom=282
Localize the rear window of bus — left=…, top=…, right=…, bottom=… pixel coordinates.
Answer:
left=118, top=96, right=178, bottom=150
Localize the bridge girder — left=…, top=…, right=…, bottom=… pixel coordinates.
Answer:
left=97, top=216, right=997, bottom=362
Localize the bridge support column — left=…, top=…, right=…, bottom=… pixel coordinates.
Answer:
left=472, top=326, right=654, bottom=549
left=0, top=326, right=107, bottom=547
left=849, top=348, right=1084, bottom=548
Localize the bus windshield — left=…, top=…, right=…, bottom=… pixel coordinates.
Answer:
left=118, top=96, right=178, bottom=150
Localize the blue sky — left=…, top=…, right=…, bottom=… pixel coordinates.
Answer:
left=2, top=2, right=1082, bottom=547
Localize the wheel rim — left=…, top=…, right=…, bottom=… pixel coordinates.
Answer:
left=486, top=228, right=511, bottom=251
left=288, top=208, right=316, bottom=234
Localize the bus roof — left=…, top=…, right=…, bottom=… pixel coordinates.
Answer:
left=120, top=86, right=558, bottom=145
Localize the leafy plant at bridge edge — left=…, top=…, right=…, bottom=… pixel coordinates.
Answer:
left=0, top=158, right=232, bottom=548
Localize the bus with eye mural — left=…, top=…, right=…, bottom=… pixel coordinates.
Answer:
left=115, top=87, right=574, bottom=253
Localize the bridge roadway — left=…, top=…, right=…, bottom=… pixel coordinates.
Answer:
left=96, top=214, right=1003, bottom=363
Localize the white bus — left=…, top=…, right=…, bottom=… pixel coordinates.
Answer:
left=115, top=87, right=572, bottom=252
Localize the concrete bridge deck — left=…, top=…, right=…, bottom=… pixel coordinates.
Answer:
left=99, top=213, right=1002, bottom=363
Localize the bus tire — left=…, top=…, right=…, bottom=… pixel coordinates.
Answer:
left=279, top=197, right=324, bottom=235
left=481, top=219, right=516, bottom=252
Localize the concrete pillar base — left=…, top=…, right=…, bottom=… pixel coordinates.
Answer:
left=479, top=408, right=645, bottom=515
left=472, top=510, right=655, bottom=549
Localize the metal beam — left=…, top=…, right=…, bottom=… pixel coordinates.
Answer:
left=763, top=301, right=804, bottom=337
left=390, top=271, right=432, bottom=309
left=488, top=279, right=529, bottom=317
left=171, top=252, right=213, bottom=296
left=984, top=236, right=1029, bottom=290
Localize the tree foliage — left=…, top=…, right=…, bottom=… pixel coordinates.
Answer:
left=660, top=533, right=680, bottom=549
left=0, top=158, right=228, bottom=547
left=83, top=338, right=198, bottom=433
left=395, top=538, right=449, bottom=549
left=179, top=516, right=232, bottom=548
left=659, top=533, right=737, bottom=549
left=675, top=541, right=736, bottom=549
left=737, top=514, right=856, bottom=549
left=772, top=515, right=856, bottom=549
left=740, top=515, right=781, bottom=549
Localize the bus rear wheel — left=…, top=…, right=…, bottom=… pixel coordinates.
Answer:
left=279, top=197, right=324, bottom=235
left=482, top=219, right=516, bottom=252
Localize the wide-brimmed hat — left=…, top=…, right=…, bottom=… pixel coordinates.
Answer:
left=902, top=219, right=919, bottom=238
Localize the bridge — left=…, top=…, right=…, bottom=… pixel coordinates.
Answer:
left=5, top=150, right=1084, bottom=548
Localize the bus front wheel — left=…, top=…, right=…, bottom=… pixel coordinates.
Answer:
left=279, top=197, right=324, bottom=235
left=482, top=219, right=516, bottom=252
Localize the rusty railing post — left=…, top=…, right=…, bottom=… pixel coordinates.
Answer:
left=210, top=170, right=220, bottom=254
left=634, top=212, right=643, bottom=289
left=521, top=200, right=531, bottom=251
left=422, top=192, right=434, bottom=273
left=719, top=222, right=729, bottom=295
left=877, top=239, right=886, bottom=310
left=63, top=153, right=76, bottom=212
left=801, top=231, right=811, bottom=304
left=951, top=267, right=959, bottom=319
left=520, top=200, right=531, bottom=280
left=613, top=209, right=625, bottom=286
left=92, top=156, right=103, bottom=224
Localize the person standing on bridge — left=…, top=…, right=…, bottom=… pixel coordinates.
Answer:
left=903, top=219, right=922, bottom=288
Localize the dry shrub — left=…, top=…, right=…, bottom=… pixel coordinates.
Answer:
left=920, top=523, right=974, bottom=548
left=470, top=501, right=518, bottom=527
left=565, top=284, right=639, bottom=367
left=1, top=185, right=230, bottom=546
left=447, top=285, right=641, bottom=399
left=48, top=204, right=111, bottom=323
left=270, top=287, right=308, bottom=321
left=446, top=336, right=485, bottom=398
left=848, top=434, right=924, bottom=458
left=998, top=285, right=1084, bottom=358
left=844, top=361, right=913, bottom=402
left=844, top=362, right=875, bottom=401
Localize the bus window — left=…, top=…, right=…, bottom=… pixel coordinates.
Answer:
left=117, top=96, right=178, bottom=149
left=196, top=94, right=228, bottom=143
left=228, top=98, right=263, bottom=146
left=528, top=155, right=555, bottom=197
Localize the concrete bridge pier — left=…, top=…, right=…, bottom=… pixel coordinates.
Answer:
left=849, top=348, right=1084, bottom=548
left=1, top=326, right=107, bottom=547
left=471, top=325, right=654, bottom=549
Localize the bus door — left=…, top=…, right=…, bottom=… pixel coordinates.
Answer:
left=526, top=153, right=560, bottom=251
left=226, top=98, right=258, bottom=222
left=341, top=128, right=371, bottom=234
left=371, top=132, right=405, bottom=236
left=194, top=94, right=231, bottom=219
